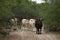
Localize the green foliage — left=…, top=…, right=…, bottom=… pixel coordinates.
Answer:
left=39, top=0, right=60, bottom=31
left=0, top=31, right=9, bottom=36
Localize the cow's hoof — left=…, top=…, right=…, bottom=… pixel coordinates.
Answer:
left=39, top=32, right=42, bottom=34
left=36, top=32, right=40, bottom=34
left=37, top=32, right=42, bottom=34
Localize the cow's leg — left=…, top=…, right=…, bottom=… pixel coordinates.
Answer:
left=36, top=28, right=39, bottom=34
left=39, top=29, right=42, bottom=34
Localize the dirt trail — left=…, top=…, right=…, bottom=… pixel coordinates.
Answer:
left=1, top=27, right=60, bottom=40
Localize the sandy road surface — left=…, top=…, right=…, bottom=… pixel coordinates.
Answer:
left=0, top=27, right=60, bottom=40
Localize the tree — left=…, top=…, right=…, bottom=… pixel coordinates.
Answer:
left=39, top=0, right=60, bottom=31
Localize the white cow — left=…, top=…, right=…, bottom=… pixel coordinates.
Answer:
left=28, top=19, right=36, bottom=31
left=14, top=18, right=18, bottom=26
left=21, top=19, right=36, bottom=31
left=10, top=19, right=15, bottom=26
left=22, top=19, right=29, bottom=27
left=10, top=18, right=18, bottom=26
left=29, top=19, right=35, bottom=27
